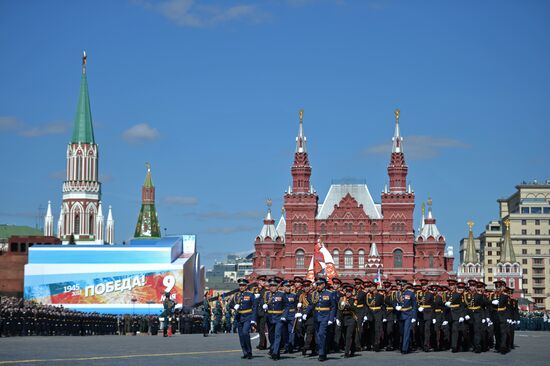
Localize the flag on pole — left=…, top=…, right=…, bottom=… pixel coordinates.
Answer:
left=306, top=238, right=337, bottom=281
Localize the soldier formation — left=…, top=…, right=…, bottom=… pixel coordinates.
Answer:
left=224, top=276, right=523, bottom=361
left=0, top=296, right=204, bottom=337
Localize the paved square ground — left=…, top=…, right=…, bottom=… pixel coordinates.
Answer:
left=1, top=332, right=549, bottom=366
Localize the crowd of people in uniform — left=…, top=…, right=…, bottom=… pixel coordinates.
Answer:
left=223, top=275, right=523, bottom=361
left=0, top=295, right=204, bottom=337
left=0, top=296, right=117, bottom=336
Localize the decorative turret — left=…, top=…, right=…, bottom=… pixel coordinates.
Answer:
left=72, top=50, right=95, bottom=144
left=367, top=242, right=382, bottom=269
left=291, top=109, right=312, bottom=194
left=276, top=208, right=286, bottom=243
left=257, top=199, right=280, bottom=241
left=499, top=219, right=516, bottom=264
left=96, top=201, right=104, bottom=242
left=44, top=201, right=54, bottom=236
left=464, top=220, right=479, bottom=264
left=134, top=163, right=161, bottom=239
left=417, top=200, right=444, bottom=241
left=387, top=109, right=408, bottom=193
left=106, top=206, right=114, bottom=244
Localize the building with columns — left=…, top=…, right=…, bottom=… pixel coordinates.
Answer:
left=44, top=52, right=114, bottom=244
left=253, top=110, right=455, bottom=282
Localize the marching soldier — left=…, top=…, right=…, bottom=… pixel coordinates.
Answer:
left=293, top=277, right=305, bottom=351
left=337, top=283, right=358, bottom=358
left=255, top=275, right=269, bottom=350
left=448, top=282, right=467, bottom=352
left=264, top=278, right=288, bottom=360
left=396, top=281, right=417, bottom=354
left=230, top=278, right=258, bottom=359
left=353, top=278, right=366, bottom=350
left=306, top=277, right=336, bottom=362
left=382, top=281, right=397, bottom=351
left=283, top=280, right=298, bottom=353
left=366, top=281, right=385, bottom=352
left=329, top=277, right=343, bottom=353
left=299, top=279, right=317, bottom=357
left=417, top=279, right=435, bottom=352
left=162, top=291, right=176, bottom=337
left=202, top=292, right=211, bottom=336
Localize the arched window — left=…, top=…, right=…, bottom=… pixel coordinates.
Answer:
left=391, top=223, right=396, bottom=232
left=509, top=279, right=514, bottom=288
left=344, top=249, right=353, bottom=269
left=394, top=249, right=403, bottom=268
left=293, top=223, right=298, bottom=233
left=265, top=255, right=271, bottom=269
left=429, top=254, right=434, bottom=268
left=334, top=223, right=338, bottom=232
left=359, top=223, right=364, bottom=232
left=333, top=249, right=339, bottom=269
left=303, top=223, right=308, bottom=234
left=74, top=213, right=81, bottom=235
left=358, top=249, right=365, bottom=268
left=296, top=250, right=305, bottom=269
left=89, top=214, right=94, bottom=236
left=320, top=223, right=326, bottom=234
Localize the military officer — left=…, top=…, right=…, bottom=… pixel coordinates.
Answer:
left=417, top=279, right=435, bottom=352
left=396, top=281, right=417, bottom=354
left=255, top=275, right=269, bottom=350
left=230, top=278, right=258, bottom=359
left=306, top=277, right=336, bottom=362
left=337, top=283, right=358, bottom=358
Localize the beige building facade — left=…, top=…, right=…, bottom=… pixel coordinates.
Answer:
left=462, top=182, right=550, bottom=310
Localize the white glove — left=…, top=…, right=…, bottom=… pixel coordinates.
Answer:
left=517, top=321, right=520, bottom=326
left=281, top=317, right=286, bottom=322
left=492, top=300, right=499, bottom=305
left=507, top=319, right=512, bottom=324
left=395, top=305, right=402, bottom=311
left=486, top=318, right=491, bottom=323
left=459, top=317, right=464, bottom=323
left=297, top=302, right=302, bottom=308
left=336, top=319, right=341, bottom=326
left=418, top=306, right=424, bottom=312
left=295, top=313, right=302, bottom=318
left=254, top=294, right=260, bottom=299
left=328, top=320, right=333, bottom=325
left=233, top=304, right=240, bottom=311
left=251, top=320, right=256, bottom=325
left=383, top=318, right=387, bottom=323
left=302, top=314, right=307, bottom=321
left=465, top=315, right=470, bottom=320
left=445, top=301, right=451, bottom=307
left=262, top=304, right=268, bottom=310
left=482, top=319, right=486, bottom=324
left=363, top=316, right=368, bottom=322
left=488, top=321, right=493, bottom=327
left=411, top=318, right=416, bottom=324
left=442, top=321, right=448, bottom=326
left=432, top=319, right=437, bottom=324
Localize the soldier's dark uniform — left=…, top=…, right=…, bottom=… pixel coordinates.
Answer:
left=305, top=278, right=336, bottom=362
left=366, top=284, right=385, bottom=352
left=229, top=278, right=258, bottom=360
left=383, top=283, right=397, bottom=351
left=254, top=275, right=268, bottom=350
left=417, top=281, right=435, bottom=352
left=353, top=278, right=367, bottom=350
left=299, top=280, right=317, bottom=357
left=337, top=284, right=358, bottom=358
left=449, top=282, right=467, bottom=352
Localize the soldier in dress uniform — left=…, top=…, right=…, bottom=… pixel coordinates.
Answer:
left=448, top=282, right=467, bottom=352
left=491, top=280, right=511, bottom=354
left=417, top=279, right=435, bottom=352
left=299, top=279, right=317, bottom=357
left=263, top=278, right=288, bottom=360
left=293, top=276, right=305, bottom=351
left=305, top=277, right=336, bottom=362
left=328, top=277, right=343, bottom=353
left=212, top=297, right=223, bottom=334
left=365, top=281, right=384, bottom=352
left=283, top=280, right=298, bottom=354
left=353, top=278, right=366, bottom=350
left=255, top=275, right=269, bottom=350
left=202, top=292, right=211, bottom=336
left=382, top=281, right=397, bottom=351
left=337, top=283, right=358, bottom=358
left=162, top=291, right=176, bottom=337
left=396, top=281, right=417, bottom=354
left=230, top=278, right=258, bottom=359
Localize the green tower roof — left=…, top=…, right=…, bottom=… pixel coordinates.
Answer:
left=144, top=162, right=154, bottom=188
left=71, top=52, right=95, bottom=144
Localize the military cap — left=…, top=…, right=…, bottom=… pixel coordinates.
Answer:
left=467, top=279, right=478, bottom=286
left=447, top=279, right=457, bottom=285
left=403, top=282, right=413, bottom=289
left=390, top=285, right=398, bottom=291
left=302, top=279, right=312, bottom=286
left=378, top=287, right=387, bottom=293
left=476, top=282, right=486, bottom=288
left=413, top=285, right=422, bottom=291
left=457, top=282, right=466, bottom=289
left=274, top=276, right=284, bottom=283
left=237, top=278, right=249, bottom=285
left=353, top=277, right=364, bottom=284
left=331, top=277, right=342, bottom=284
left=281, top=280, right=291, bottom=287
left=343, top=283, right=354, bottom=291
left=383, top=281, right=392, bottom=287
left=293, top=276, right=304, bottom=283
left=396, top=279, right=403, bottom=285
left=268, top=278, right=279, bottom=286
left=419, top=279, right=429, bottom=285
left=315, top=277, right=327, bottom=285
left=257, top=275, right=267, bottom=281
left=428, top=285, right=439, bottom=291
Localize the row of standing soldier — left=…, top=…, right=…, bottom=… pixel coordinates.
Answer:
left=225, top=275, right=520, bottom=361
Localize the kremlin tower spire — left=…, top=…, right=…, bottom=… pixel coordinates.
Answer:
left=51, top=51, right=115, bottom=244
left=493, top=219, right=521, bottom=294
left=464, top=220, right=479, bottom=264
left=134, top=163, right=161, bottom=239
left=291, top=109, right=312, bottom=194
left=457, top=220, right=484, bottom=283
left=44, top=201, right=53, bottom=237
left=388, top=109, right=408, bottom=193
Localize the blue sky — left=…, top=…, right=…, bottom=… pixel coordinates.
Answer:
left=1, top=0, right=549, bottom=268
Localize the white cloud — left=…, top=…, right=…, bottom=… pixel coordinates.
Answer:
left=364, top=135, right=470, bottom=160
left=163, top=195, right=199, bottom=205
left=0, top=116, right=70, bottom=137
left=19, top=122, right=71, bottom=137
left=122, top=123, right=160, bottom=143
left=134, top=0, right=265, bottom=28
